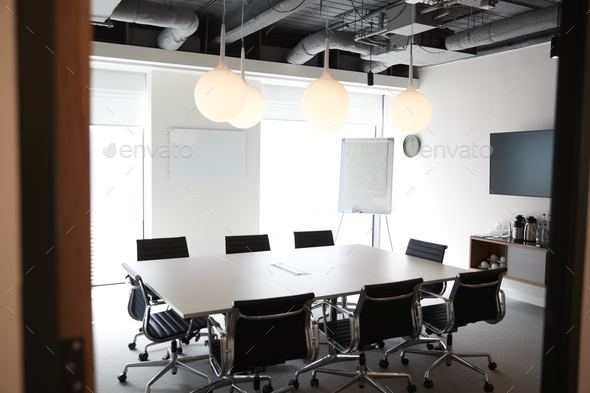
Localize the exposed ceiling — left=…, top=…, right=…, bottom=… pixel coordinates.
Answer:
left=92, top=0, right=560, bottom=76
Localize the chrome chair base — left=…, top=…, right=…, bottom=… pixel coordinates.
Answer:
left=402, top=335, right=496, bottom=386
left=118, top=340, right=210, bottom=393
left=191, top=373, right=294, bottom=393
left=380, top=335, right=443, bottom=366
left=295, top=352, right=416, bottom=393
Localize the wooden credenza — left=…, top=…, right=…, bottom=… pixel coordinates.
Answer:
left=470, top=236, right=549, bottom=287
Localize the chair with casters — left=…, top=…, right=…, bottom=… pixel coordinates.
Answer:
left=117, top=275, right=211, bottom=393
left=405, top=239, right=448, bottom=297
left=225, top=234, right=271, bottom=254
left=378, top=239, right=449, bottom=360
left=294, top=230, right=335, bottom=249
left=399, top=268, right=507, bottom=392
left=127, top=236, right=195, bottom=358
left=191, top=293, right=320, bottom=393
left=293, top=279, right=424, bottom=393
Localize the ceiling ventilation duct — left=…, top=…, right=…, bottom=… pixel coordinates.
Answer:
left=110, top=0, right=199, bottom=50
left=286, top=31, right=395, bottom=73
left=445, top=4, right=558, bottom=51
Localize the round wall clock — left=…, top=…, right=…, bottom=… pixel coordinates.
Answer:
left=403, top=135, right=420, bottom=157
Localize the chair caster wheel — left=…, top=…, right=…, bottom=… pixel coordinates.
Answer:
left=424, top=379, right=433, bottom=389
left=288, top=379, right=299, bottom=390
left=401, top=357, right=409, bottom=365
left=434, top=344, right=444, bottom=351
left=162, top=352, right=171, bottom=360
left=138, top=352, right=149, bottom=361
left=484, top=382, right=494, bottom=392
left=426, top=343, right=434, bottom=350
left=407, top=383, right=417, bottom=393
left=310, top=378, right=319, bottom=387
left=177, top=347, right=183, bottom=354
left=205, top=340, right=209, bottom=346
left=262, top=384, right=273, bottom=393
left=378, top=341, right=385, bottom=348
left=194, top=335, right=201, bottom=343
left=128, top=342, right=136, bottom=350
left=488, top=361, right=497, bottom=370
left=117, top=372, right=127, bottom=382
left=379, top=358, right=389, bottom=368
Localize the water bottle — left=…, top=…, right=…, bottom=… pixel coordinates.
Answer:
left=536, top=214, right=549, bottom=247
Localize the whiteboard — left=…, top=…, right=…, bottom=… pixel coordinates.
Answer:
left=169, top=129, right=245, bottom=182
left=338, top=138, right=394, bottom=214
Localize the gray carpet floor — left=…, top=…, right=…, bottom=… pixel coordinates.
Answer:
left=92, top=284, right=544, bottom=393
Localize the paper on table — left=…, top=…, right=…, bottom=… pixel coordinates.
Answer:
left=269, top=263, right=311, bottom=276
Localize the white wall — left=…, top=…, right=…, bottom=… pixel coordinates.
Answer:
left=0, top=0, right=23, bottom=391
left=382, top=43, right=557, bottom=302
left=150, top=70, right=261, bottom=255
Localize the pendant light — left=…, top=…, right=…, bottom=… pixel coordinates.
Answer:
left=388, top=4, right=432, bottom=134
left=229, top=0, right=265, bottom=129
left=194, top=0, right=247, bottom=123
left=301, top=1, right=349, bottom=131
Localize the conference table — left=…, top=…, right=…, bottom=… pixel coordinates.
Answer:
left=122, top=244, right=469, bottom=319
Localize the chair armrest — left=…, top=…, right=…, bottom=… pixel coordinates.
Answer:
left=487, top=289, right=507, bottom=325
left=322, top=301, right=354, bottom=319
left=207, top=316, right=228, bottom=377
left=420, top=296, right=454, bottom=335
left=320, top=300, right=354, bottom=340
left=419, top=287, right=447, bottom=299
left=308, top=317, right=320, bottom=363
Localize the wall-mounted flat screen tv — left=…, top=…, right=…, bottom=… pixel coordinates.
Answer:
left=489, top=130, right=554, bottom=198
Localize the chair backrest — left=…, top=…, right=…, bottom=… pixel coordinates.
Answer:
left=128, top=236, right=189, bottom=320
left=294, top=230, right=335, bottom=249
left=449, top=268, right=507, bottom=329
left=406, top=239, right=448, bottom=295
left=226, top=293, right=315, bottom=372
left=405, top=239, right=447, bottom=263
left=354, top=278, right=423, bottom=350
left=136, top=236, right=189, bottom=261
left=127, top=276, right=147, bottom=321
left=225, top=234, right=271, bottom=254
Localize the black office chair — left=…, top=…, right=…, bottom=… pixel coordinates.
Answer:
left=127, top=236, right=195, bottom=359
left=377, top=240, right=449, bottom=360
left=137, top=236, right=189, bottom=261
left=294, top=279, right=423, bottom=393
left=399, top=268, right=507, bottom=392
left=225, top=234, right=271, bottom=254
left=294, top=230, right=335, bottom=249
left=406, top=239, right=448, bottom=297
left=117, top=275, right=211, bottom=393
left=191, top=293, right=319, bottom=393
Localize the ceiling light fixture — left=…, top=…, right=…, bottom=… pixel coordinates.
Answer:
left=388, top=4, right=432, bottom=134
left=194, top=0, right=247, bottom=122
left=228, top=0, right=265, bottom=129
left=301, top=0, right=349, bottom=134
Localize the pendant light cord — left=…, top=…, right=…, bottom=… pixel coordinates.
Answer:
left=241, top=0, right=244, bottom=47
left=326, top=0, right=329, bottom=39
left=409, top=3, right=414, bottom=84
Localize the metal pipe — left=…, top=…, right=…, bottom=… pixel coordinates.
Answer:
left=110, top=0, right=199, bottom=50
left=445, top=4, right=558, bottom=50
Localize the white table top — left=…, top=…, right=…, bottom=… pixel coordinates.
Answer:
left=122, top=244, right=468, bottom=319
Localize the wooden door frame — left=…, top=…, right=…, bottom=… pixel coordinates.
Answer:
left=17, top=0, right=94, bottom=391
left=14, top=0, right=590, bottom=392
